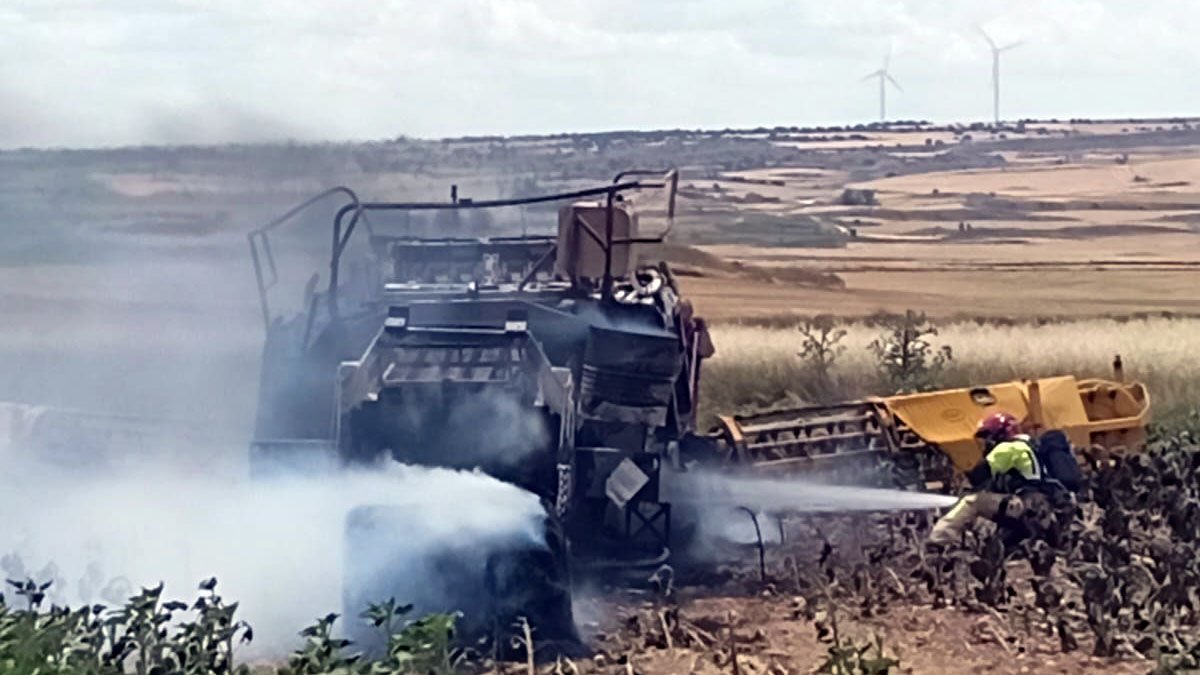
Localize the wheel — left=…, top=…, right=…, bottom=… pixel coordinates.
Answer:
left=342, top=504, right=583, bottom=660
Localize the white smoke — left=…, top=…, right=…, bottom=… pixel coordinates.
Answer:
left=0, top=453, right=548, bottom=656
left=0, top=132, right=574, bottom=660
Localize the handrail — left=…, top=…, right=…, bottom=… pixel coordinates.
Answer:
left=247, top=186, right=364, bottom=329
left=612, top=168, right=678, bottom=239
left=327, top=170, right=678, bottom=311
left=251, top=169, right=681, bottom=330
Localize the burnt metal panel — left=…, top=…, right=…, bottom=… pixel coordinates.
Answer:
left=579, top=324, right=682, bottom=426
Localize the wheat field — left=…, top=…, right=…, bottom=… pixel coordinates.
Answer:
left=699, top=317, right=1200, bottom=428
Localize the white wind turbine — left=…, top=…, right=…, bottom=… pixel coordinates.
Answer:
left=859, top=51, right=902, bottom=123
left=864, top=51, right=902, bottom=123
left=977, top=26, right=1023, bottom=125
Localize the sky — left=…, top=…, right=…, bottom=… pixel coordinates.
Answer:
left=1, top=0, right=1198, bottom=148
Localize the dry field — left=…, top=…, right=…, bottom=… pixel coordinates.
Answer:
left=675, top=134, right=1200, bottom=322
left=699, top=317, right=1200, bottom=426
left=680, top=267, right=1200, bottom=321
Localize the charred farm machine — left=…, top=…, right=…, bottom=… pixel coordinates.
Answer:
left=246, top=171, right=713, bottom=643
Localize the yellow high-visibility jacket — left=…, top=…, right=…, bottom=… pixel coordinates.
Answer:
left=986, top=439, right=1041, bottom=481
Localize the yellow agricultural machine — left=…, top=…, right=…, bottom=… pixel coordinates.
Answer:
left=714, top=368, right=1150, bottom=490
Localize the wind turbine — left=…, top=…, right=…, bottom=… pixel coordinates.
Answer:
left=861, top=52, right=902, bottom=122
left=977, top=26, right=1023, bottom=125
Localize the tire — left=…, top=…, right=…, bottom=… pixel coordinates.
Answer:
left=342, top=504, right=584, bottom=660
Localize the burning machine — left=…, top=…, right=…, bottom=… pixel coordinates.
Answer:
left=248, top=171, right=712, bottom=576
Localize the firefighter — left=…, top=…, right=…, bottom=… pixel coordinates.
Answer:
left=928, top=411, right=1041, bottom=548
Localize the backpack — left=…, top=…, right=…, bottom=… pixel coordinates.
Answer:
left=1034, top=430, right=1083, bottom=492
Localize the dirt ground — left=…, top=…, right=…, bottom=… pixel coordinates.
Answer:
left=573, top=592, right=1148, bottom=675
left=535, top=505, right=1164, bottom=675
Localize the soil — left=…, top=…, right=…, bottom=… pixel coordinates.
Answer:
left=495, top=508, right=1163, bottom=675
left=574, top=593, right=1147, bottom=675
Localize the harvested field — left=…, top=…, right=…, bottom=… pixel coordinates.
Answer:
left=679, top=268, right=1200, bottom=321
left=677, top=136, right=1200, bottom=329
left=854, top=157, right=1200, bottom=202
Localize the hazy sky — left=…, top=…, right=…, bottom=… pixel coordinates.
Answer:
left=2, top=0, right=1197, bottom=147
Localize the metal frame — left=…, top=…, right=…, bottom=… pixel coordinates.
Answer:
left=247, top=170, right=678, bottom=329
left=248, top=186, right=363, bottom=328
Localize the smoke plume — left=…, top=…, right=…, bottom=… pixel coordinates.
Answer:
left=0, top=453, right=549, bottom=656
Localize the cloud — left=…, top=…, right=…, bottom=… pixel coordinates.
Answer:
left=1, top=0, right=1198, bottom=147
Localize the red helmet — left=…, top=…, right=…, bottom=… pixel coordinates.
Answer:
left=975, top=411, right=1020, bottom=444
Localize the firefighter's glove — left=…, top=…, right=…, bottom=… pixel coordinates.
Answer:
left=1000, top=495, right=1025, bottom=519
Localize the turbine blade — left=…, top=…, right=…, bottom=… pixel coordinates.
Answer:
left=975, top=24, right=997, bottom=50
left=861, top=70, right=881, bottom=81
left=886, top=74, right=903, bottom=92
left=1000, top=40, right=1024, bottom=52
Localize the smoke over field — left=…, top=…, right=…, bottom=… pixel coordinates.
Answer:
left=0, top=455, right=548, bottom=656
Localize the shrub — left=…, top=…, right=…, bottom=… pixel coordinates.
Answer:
left=867, top=311, right=953, bottom=393
left=282, top=605, right=463, bottom=675
left=0, top=581, right=465, bottom=675
left=0, top=578, right=251, bottom=675
left=797, top=314, right=847, bottom=400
